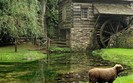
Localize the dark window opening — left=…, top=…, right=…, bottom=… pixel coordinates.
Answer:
left=81, top=8, right=88, bottom=19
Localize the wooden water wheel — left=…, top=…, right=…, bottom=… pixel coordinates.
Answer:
left=97, top=19, right=127, bottom=47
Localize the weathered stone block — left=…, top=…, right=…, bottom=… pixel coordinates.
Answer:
left=70, top=28, right=94, bottom=51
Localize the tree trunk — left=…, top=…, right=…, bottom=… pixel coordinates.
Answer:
left=15, top=38, right=18, bottom=52
left=38, top=0, right=47, bottom=37
left=38, top=0, right=46, bottom=75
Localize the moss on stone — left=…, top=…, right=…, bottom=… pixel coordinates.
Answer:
left=109, top=29, right=133, bottom=48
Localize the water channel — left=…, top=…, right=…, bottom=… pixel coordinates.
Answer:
left=0, top=53, right=132, bottom=83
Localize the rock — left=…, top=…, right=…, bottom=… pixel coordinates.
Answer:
left=108, top=29, right=133, bottom=48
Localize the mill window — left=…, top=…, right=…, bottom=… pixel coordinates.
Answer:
left=81, top=8, right=88, bottom=19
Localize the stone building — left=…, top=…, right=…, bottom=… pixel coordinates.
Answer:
left=58, top=0, right=133, bottom=51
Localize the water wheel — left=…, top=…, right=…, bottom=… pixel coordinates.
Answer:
left=97, top=19, right=127, bottom=47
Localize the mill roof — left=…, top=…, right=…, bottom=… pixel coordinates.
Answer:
left=93, top=3, right=133, bottom=16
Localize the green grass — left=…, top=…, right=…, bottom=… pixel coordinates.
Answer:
left=0, top=43, right=47, bottom=63
left=79, top=75, right=133, bottom=83
left=92, top=48, right=133, bottom=68
left=92, top=48, right=133, bottom=83
left=49, top=45, right=71, bottom=52
left=114, top=75, right=133, bottom=83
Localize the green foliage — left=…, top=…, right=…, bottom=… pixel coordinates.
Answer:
left=46, top=0, right=58, bottom=38
left=117, top=29, right=133, bottom=48
left=109, top=29, right=133, bottom=48
left=0, top=0, right=41, bottom=38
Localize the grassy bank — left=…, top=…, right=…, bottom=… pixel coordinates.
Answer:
left=81, top=75, right=133, bottom=83
left=92, top=48, right=133, bottom=83
left=114, top=75, right=133, bottom=83
left=49, top=45, right=71, bottom=53
left=92, top=48, right=133, bottom=68
left=0, top=43, right=47, bottom=63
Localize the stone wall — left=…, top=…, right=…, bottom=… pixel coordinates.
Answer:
left=70, top=28, right=94, bottom=51
left=69, top=2, right=98, bottom=51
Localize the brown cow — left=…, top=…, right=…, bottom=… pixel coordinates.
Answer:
left=88, top=64, right=124, bottom=83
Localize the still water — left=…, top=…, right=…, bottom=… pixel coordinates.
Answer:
left=0, top=53, right=132, bottom=83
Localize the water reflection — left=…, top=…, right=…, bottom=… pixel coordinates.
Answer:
left=0, top=53, right=132, bottom=83
left=45, top=53, right=115, bottom=83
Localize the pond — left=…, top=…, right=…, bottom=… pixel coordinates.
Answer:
left=0, top=53, right=132, bottom=83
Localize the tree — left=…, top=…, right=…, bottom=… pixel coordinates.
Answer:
left=0, top=0, right=41, bottom=42
left=46, top=0, right=58, bottom=38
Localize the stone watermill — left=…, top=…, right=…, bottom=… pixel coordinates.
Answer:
left=58, top=0, right=133, bottom=51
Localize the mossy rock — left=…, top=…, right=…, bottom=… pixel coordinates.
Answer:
left=109, top=29, right=133, bottom=48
